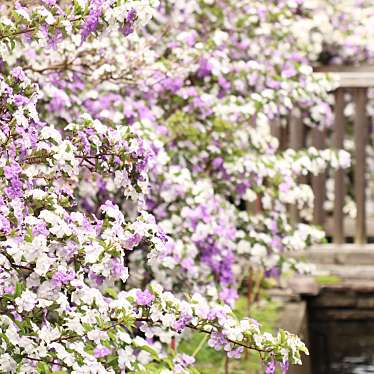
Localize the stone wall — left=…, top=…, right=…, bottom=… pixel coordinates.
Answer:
left=277, top=301, right=311, bottom=374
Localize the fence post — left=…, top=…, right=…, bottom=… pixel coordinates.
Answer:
left=354, top=87, right=368, bottom=244
left=333, top=88, right=346, bottom=244
left=312, top=128, right=326, bottom=226
left=289, top=109, right=304, bottom=226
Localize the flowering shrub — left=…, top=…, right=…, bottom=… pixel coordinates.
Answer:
left=1, top=0, right=365, bottom=373
left=0, top=1, right=314, bottom=373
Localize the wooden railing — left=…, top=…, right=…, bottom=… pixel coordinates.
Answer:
left=273, top=66, right=374, bottom=245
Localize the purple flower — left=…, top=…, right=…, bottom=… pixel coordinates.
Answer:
left=227, top=346, right=244, bottom=359
left=5, top=180, right=23, bottom=199
left=42, top=0, right=57, bottom=5
left=0, top=215, right=11, bottom=234
left=126, top=233, right=142, bottom=250
left=52, top=269, right=76, bottom=286
left=236, top=181, right=250, bottom=196
left=218, top=77, right=231, bottom=98
left=32, top=222, right=49, bottom=236
left=93, top=345, right=112, bottom=358
left=212, top=157, right=224, bottom=169
left=181, top=258, right=193, bottom=270
left=80, top=0, right=105, bottom=42
left=136, top=289, right=155, bottom=306
left=3, top=286, right=15, bottom=295
left=208, top=332, right=228, bottom=350
left=174, top=313, right=192, bottom=332
left=39, top=24, right=63, bottom=49
left=280, top=360, right=289, bottom=374
left=89, top=271, right=105, bottom=286
left=111, top=257, right=126, bottom=278
left=179, top=354, right=195, bottom=366
left=184, top=31, right=197, bottom=47
left=13, top=94, right=29, bottom=106
left=11, top=310, right=22, bottom=321
left=266, top=360, right=276, bottom=374
left=267, top=79, right=282, bottom=89
left=219, top=287, right=238, bottom=306
left=162, top=77, right=183, bottom=93
left=4, top=162, right=22, bottom=180
left=174, top=353, right=195, bottom=373
left=120, top=8, right=137, bottom=36
left=197, top=57, right=212, bottom=78
left=279, top=181, right=291, bottom=193
left=281, top=63, right=297, bottom=79
left=11, top=66, right=26, bottom=81
left=207, top=308, right=226, bottom=321
left=265, top=266, right=281, bottom=278
left=49, top=91, right=68, bottom=112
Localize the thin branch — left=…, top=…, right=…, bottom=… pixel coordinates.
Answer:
left=0, top=17, right=83, bottom=42
left=186, top=324, right=273, bottom=354
left=23, top=355, right=69, bottom=369
left=1, top=250, right=34, bottom=272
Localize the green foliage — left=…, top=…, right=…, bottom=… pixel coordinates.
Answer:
left=314, top=274, right=342, bottom=285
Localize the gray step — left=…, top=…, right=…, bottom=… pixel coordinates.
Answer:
left=294, top=244, right=374, bottom=265
left=315, top=264, right=374, bottom=280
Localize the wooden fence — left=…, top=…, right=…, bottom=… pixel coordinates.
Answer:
left=273, top=66, right=374, bottom=245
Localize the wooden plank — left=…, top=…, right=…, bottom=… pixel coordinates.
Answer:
left=354, top=88, right=368, bottom=244
left=289, top=111, right=304, bottom=225
left=314, top=65, right=374, bottom=73
left=323, top=217, right=374, bottom=239
left=270, top=117, right=281, bottom=142
left=270, top=117, right=288, bottom=151
left=312, top=128, right=326, bottom=226
left=300, top=243, right=374, bottom=262
left=289, top=111, right=304, bottom=150
left=333, top=89, right=345, bottom=244
left=313, top=72, right=374, bottom=88
left=270, top=117, right=289, bottom=151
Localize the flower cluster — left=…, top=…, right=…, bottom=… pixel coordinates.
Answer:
left=0, top=1, right=324, bottom=373
left=0, top=0, right=158, bottom=53
left=3, top=0, right=370, bottom=372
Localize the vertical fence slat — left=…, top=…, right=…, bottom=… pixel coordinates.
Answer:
left=290, top=111, right=304, bottom=150
left=354, top=88, right=368, bottom=244
left=333, top=89, right=345, bottom=244
left=270, top=117, right=281, bottom=142
left=289, top=110, right=304, bottom=225
left=271, top=117, right=288, bottom=151
left=312, top=128, right=326, bottom=226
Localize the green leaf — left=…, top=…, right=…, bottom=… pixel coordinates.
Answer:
left=104, top=287, right=118, bottom=298
left=15, top=282, right=25, bottom=297
left=137, top=345, right=160, bottom=361
left=36, top=361, right=50, bottom=373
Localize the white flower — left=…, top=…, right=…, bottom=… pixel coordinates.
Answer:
left=15, top=8, right=30, bottom=21
left=40, top=126, right=62, bottom=142
left=237, top=240, right=251, bottom=254
left=15, top=290, right=38, bottom=312
left=0, top=353, right=17, bottom=373
left=39, top=323, right=61, bottom=344
left=118, top=347, right=136, bottom=370
left=34, top=252, right=55, bottom=276
left=84, top=242, right=104, bottom=264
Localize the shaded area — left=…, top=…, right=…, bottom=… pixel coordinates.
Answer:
left=331, top=355, right=374, bottom=374
left=306, top=284, right=374, bottom=373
